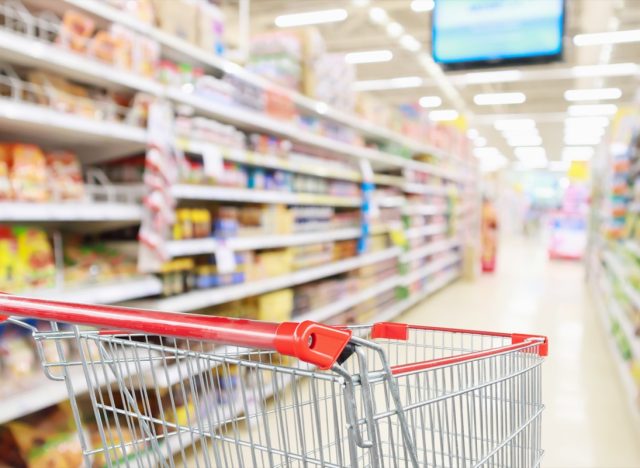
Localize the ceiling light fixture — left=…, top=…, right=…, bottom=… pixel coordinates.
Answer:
left=574, top=29, right=640, bottom=46
left=562, top=147, right=595, bottom=161
left=467, top=128, right=479, bottom=139
left=474, top=137, right=488, bottom=147
left=275, top=8, right=348, bottom=27
left=564, top=87, right=622, bottom=101
left=411, top=0, right=435, bottom=12
left=368, top=7, right=389, bottom=24
left=474, top=147, right=502, bottom=158
left=353, top=76, right=423, bottom=91
left=429, top=109, right=459, bottom=121
left=571, top=62, right=638, bottom=78
left=399, top=34, right=422, bottom=52
left=419, top=96, right=442, bottom=108
left=386, top=22, right=404, bottom=38
left=345, top=49, right=393, bottom=64
left=474, top=92, right=526, bottom=106
left=564, top=116, right=610, bottom=128
left=464, top=70, right=523, bottom=84
left=514, top=147, right=546, bottom=160
left=563, top=136, right=602, bottom=146
left=493, top=118, right=537, bottom=131
left=351, top=0, right=370, bottom=6
left=501, top=129, right=540, bottom=139
left=568, top=104, right=618, bottom=117
left=506, top=136, right=543, bottom=147
left=564, top=127, right=606, bottom=138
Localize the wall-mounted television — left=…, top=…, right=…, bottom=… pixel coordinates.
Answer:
left=432, top=0, right=565, bottom=70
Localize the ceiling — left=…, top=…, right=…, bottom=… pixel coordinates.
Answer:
left=223, top=0, right=640, bottom=168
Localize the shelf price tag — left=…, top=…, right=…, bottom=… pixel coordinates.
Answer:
left=215, top=245, right=237, bottom=274
left=203, top=145, right=224, bottom=178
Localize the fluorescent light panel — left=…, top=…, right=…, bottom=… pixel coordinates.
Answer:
left=353, top=76, right=423, bottom=91
left=386, top=22, right=404, bottom=38
left=369, top=7, right=388, bottom=24
left=568, top=104, right=618, bottom=116
left=564, top=136, right=602, bottom=145
left=399, top=34, right=421, bottom=52
left=514, top=147, right=546, bottom=160
left=494, top=118, right=536, bottom=131
left=474, top=137, right=488, bottom=147
left=464, top=70, right=523, bottom=84
left=564, top=87, right=622, bottom=101
left=275, top=9, right=348, bottom=27
left=571, top=63, right=638, bottom=78
left=506, top=136, right=543, bottom=147
left=345, top=49, right=393, bottom=64
left=563, top=146, right=595, bottom=161
left=474, top=147, right=502, bottom=158
left=474, top=92, right=526, bottom=105
left=419, top=96, right=442, bottom=108
left=429, top=109, right=459, bottom=121
left=411, top=0, right=435, bottom=12
left=574, top=29, right=640, bottom=46
left=564, top=116, right=610, bottom=128
left=467, top=128, right=479, bottom=139
left=549, top=161, right=570, bottom=172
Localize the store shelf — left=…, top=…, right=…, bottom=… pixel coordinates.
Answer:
left=299, top=274, right=402, bottom=323
left=0, top=28, right=163, bottom=95
left=403, top=253, right=461, bottom=285
left=406, top=223, right=449, bottom=239
left=166, top=228, right=365, bottom=257
left=403, top=204, right=449, bottom=216
left=0, top=99, right=146, bottom=160
left=401, top=238, right=461, bottom=263
left=131, top=247, right=401, bottom=312
left=0, top=202, right=142, bottom=223
left=23, top=275, right=162, bottom=304
left=171, top=184, right=361, bottom=207
left=404, top=183, right=451, bottom=196
left=179, top=139, right=363, bottom=183
left=625, top=240, right=640, bottom=259
left=62, top=0, right=464, bottom=166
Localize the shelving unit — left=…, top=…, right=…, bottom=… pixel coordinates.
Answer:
left=0, top=1, right=479, bottom=457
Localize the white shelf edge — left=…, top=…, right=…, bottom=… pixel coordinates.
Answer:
left=23, top=275, right=162, bottom=304
left=401, top=238, right=461, bottom=263
left=171, top=184, right=362, bottom=207
left=406, top=223, right=448, bottom=239
left=0, top=202, right=142, bottom=222
left=403, top=254, right=461, bottom=285
left=166, top=228, right=365, bottom=257
left=403, top=204, right=449, bottom=216
left=132, top=247, right=401, bottom=312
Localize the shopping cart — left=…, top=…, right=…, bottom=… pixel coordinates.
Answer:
left=0, top=294, right=548, bottom=467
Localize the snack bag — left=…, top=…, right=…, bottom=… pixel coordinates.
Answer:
left=0, top=225, right=18, bottom=291
left=14, top=227, right=55, bottom=290
left=0, top=143, right=12, bottom=200
left=57, top=10, right=95, bottom=52
left=46, top=151, right=84, bottom=200
left=10, top=144, right=48, bottom=202
left=0, top=404, right=83, bottom=468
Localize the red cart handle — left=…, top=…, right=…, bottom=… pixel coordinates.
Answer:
left=0, top=294, right=352, bottom=370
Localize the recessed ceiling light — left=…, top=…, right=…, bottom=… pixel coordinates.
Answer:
left=429, top=109, right=459, bottom=121
left=464, top=70, right=523, bottom=84
left=474, top=92, right=526, bottom=106
left=369, top=7, right=388, bottom=24
left=501, top=129, right=540, bottom=139
left=563, top=146, right=595, bottom=161
left=564, top=116, right=610, bottom=128
left=345, top=50, right=393, bottom=64
left=386, top=22, right=404, bottom=38
left=419, top=96, right=442, bottom=108
left=411, top=0, right=435, bottom=12
left=352, top=0, right=370, bottom=6
left=493, top=118, right=537, bottom=131
left=564, top=135, right=602, bottom=145
left=574, top=29, right=640, bottom=46
left=564, top=127, right=605, bottom=138
left=564, top=87, right=622, bottom=101
left=399, top=34, right=422, bottom=52
left=275, top=9, right=348, bottom=27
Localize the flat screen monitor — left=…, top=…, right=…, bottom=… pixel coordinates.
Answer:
left=432, top=0, right=565, bottom=70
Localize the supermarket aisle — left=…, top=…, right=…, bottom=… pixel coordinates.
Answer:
left=400, top=236, right=640, bottom=468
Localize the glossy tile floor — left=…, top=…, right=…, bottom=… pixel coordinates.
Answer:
left=400, top=236, right=640, bottom=467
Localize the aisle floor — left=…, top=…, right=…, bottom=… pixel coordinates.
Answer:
left=399, top=236, right=640, bottom=467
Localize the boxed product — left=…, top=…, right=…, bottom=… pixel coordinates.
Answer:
left=0, top=226, right=56, bottom=292
left=152, top=0, right=198, bottom=44
left=255, top=288, right=294, bottom=322
left=197, top=1, right=225, bottom=55
left=252, top=249, right=293, bottom=279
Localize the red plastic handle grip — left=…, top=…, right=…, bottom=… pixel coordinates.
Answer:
left=0, top=294, right=352, bottom=370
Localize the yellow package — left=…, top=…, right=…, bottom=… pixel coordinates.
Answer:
left=257, top=289, right=293, bottom=322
